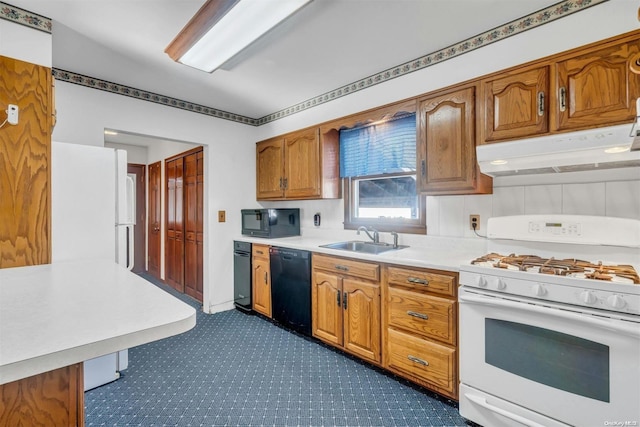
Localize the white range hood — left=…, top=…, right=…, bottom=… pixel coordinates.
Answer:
left=476, top=124, right=640, bottom=177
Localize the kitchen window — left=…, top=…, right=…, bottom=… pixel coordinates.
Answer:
left=340, top=112, right=425, bottom=233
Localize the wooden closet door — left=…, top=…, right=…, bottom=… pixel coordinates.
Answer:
left=184, top=153, right=198, bottom=300
left=166, top=159, right=184, bottom=292
left=196, top=151, right=204, bottom=301
left=183, top=150, right=204, bottom=302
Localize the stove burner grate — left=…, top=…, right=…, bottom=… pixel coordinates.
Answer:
left=471, top=253, right=640, bottom=284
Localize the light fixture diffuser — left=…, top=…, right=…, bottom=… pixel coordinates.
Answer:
left=165, top=0, right=313, bottom=73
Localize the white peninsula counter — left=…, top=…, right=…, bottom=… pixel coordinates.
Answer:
left=0, top=259, right=196, bottom=425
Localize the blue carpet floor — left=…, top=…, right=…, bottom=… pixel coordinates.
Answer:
left=84, top=276, right=471, bottom=426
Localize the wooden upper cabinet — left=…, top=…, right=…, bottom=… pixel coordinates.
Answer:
left=256, top=127, right=339, bottom=200
left=284, top=128, right=321, bottom=198
left=256, top=137, right=285, bottom=199
left=482, top=66, right=549, bottom=143
left=554, top=39, right=640, bottom=131
left=418, top=86, right=492, bottom=195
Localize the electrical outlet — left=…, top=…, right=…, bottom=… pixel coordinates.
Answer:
left=470, top=214, right=480, bottom=230
left=218, top=210, right=226, bottom=222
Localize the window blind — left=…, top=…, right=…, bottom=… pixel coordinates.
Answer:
left=339, top=113, right=416, bottom=178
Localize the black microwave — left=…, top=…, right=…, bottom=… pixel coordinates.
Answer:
left=241, top=208, right=300, bottom=238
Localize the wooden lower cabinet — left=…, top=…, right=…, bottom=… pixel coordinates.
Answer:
left=383, top=265, right=459, bottom=400
left=387, top=329, right=456, bottom=394
left=0, top=363, right=84, bottom=426
left=252, top=244, right=271, bottom=317
left=312, top=254, right=381, bottom=365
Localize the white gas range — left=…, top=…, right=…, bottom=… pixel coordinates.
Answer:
left=458, top=215, right=640, bottom=427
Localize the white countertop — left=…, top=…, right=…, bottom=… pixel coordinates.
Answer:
left=0, top=260, right=196, bottom=385
left=235, top=231, right=487, bottom=271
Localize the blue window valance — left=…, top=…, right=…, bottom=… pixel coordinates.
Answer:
left=339, top=113, right=416, bottom=178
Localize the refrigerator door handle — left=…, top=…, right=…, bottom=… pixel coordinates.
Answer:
left=127, top=224, right=134, bottom=271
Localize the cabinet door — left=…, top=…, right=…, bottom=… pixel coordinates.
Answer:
left=252, top=257, right=271, bottom=317
left=342, top=278, right=381, bottom=364
left=312, top=270, right=343, bottom=346
left=284, top=128, right=321, bottom=199
left=418, top=87, right=489, bottom=194
left=555, top=40, right=640, bottom=130
left=483, top=66, right=549, bottom=142
left=256, top=137, right=284, bottom=199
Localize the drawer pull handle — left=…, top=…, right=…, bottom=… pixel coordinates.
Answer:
left=537, top=91, right=545, bottom=116
left=256, top=250, right=264, bottom=255
left=337, top=291, right=341, bottom=307
left=407, top=277, right=429, bottom=285
left=408, top=355, right=429, bottom=366
left=335, top=265, right=349, bottom=272
left=407, top=311, right=429, bottom=320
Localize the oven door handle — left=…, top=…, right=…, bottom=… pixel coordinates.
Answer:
left=459, top=293, right=640, bottom=338
left=464, top=393, right=546, bottom=427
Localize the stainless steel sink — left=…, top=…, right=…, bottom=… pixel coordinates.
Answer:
left=320, top=240, right=408, bottom=255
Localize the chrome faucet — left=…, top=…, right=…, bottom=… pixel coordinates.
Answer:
left=390, top=231, right=399, bottom=249
left=357, top=226, right=379, bottom=243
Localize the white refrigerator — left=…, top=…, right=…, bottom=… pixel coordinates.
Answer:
left=51, top=140, right=135, bottom=390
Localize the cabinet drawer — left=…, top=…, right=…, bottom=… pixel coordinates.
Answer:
left=386, top=266, right=456, bottom=297
left=314, top=254, right=379, bottom=282
left=386, top=329, right=456, bottom=393
left=252, top=244, right=270, bottom=260
left=388, top=287, right=456, bottom=345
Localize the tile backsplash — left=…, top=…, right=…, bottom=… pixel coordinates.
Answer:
left=262, top=177, right=640, bottom=241
left=427, top=179, right=640, bottom=238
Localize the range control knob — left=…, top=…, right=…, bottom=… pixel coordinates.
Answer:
left=606, top=294, right=627, bottom=310
left=580, top=290, right=597, bottom=305
left=496, top=279, right=507, bottom=290
left=532, top=284, right=547, bottom=297
left=477, top=276, right=488, bottom=287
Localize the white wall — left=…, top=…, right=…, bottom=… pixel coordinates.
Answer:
left=52, top=81, right=258, bottom=313
left=0, top=19, right=51, bottom=66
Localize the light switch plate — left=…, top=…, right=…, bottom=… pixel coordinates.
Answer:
left=218, top=210, right=226, bottom=222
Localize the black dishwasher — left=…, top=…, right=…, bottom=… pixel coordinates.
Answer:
left=233, top=241, right=252, bottom=313
left=270, top=247, right=311, bottom=336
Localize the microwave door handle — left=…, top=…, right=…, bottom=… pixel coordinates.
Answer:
left=459, top=293, right=640, bottom=338
left=464, top=393, right=546, bottom=427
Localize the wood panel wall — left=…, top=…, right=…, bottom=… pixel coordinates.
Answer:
left=0, top=56, right=52, bottom=268
left=0, top=363, right=84, bottom=426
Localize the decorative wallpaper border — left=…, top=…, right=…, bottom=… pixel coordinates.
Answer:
left=0, top=2, right=51, bottom=33
left=3, top=0, right=607, bottom=125
left=52, top=69, right=258, bottom=126
left=257, top=0, right=607, bottom=125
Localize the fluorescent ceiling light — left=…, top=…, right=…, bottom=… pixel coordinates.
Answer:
left=165, top=0, right=313, bottom=73
left=104, top=130, right=118, bottom=135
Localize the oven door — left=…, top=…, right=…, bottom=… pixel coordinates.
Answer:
left=459, top=288, right=640, bottom=427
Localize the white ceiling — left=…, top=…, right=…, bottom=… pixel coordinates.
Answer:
left=12, top=0, right=564, bottom=120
